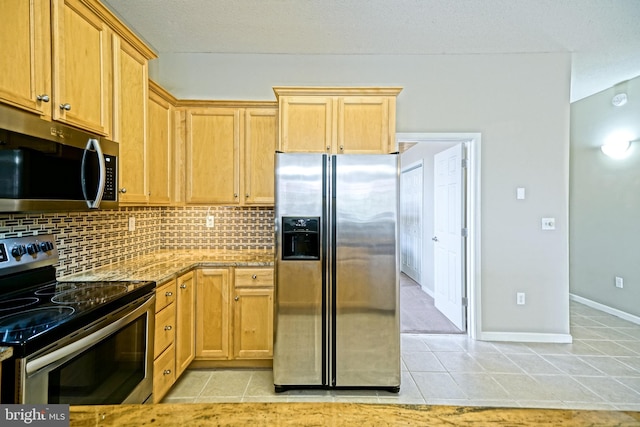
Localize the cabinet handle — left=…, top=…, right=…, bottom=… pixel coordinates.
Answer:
left=163, top=369, right=172, bottom=375
left=165, top=291, right=173, bottom=297
left=252, top=274, right=257, bottom=279
left=234, top=193, right=238, bottom=198
left=119, top=188, right=127, bottom=194
left=180, top=284, right=187, bottom=289
left=234, top=296, right=239, bottom=301
left=246, top=193, right=250, bottom=198
left=37, top=94, right=49, bottom=102
left=164, top=325, right=172, bottom=331
left=59, top=103, right=71, bottom=111
left=326, top=146, right=330, bottom=151
left=340, top=145, right=344, bottom=151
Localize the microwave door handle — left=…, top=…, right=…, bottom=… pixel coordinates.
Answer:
left=81, top=138, right=106, bottom=209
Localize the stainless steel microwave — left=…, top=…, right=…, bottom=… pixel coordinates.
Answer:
left=0, top=104, right=118, bottom=212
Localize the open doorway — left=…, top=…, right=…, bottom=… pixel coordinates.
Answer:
left=398, top=132, right=481, bottom=338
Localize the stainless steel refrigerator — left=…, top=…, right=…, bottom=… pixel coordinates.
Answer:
left=273, top=153, right=400, bottom=393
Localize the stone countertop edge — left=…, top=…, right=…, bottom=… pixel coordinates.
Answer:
left=0, top=346, right=13, bottom=362
left=59, top=249, right=275, bottom=285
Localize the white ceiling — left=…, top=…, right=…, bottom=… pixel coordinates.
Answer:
left=102, top=0, right=640, bottom=102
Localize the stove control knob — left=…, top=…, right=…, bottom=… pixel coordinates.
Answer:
left=26, top=243, right=39, bottom=255
left=11, top=245, right=26, bottom=258
left=39, top=241, right=53, bottom=252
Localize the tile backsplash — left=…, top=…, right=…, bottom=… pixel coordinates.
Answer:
left=0, top=206, right=274, bottom=277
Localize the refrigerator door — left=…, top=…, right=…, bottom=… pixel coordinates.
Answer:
left=274, top=153, right=327, bottom=387
left=332, top=154, right=400, bottom=388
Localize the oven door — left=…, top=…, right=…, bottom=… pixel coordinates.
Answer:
left=20, top=294, right=155, bottom=404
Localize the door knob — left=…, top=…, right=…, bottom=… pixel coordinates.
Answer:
left=432, top=236, right=439, bottom=242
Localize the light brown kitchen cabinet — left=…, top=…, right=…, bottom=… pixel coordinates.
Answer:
left=153, top=279, right=177, bottom=403
left=0, top=0, right=51, bottom=117
left=195, top=267, right=274, bottom=362
left=175, top=271, right=196, bottom=377
left=184, top=102, right=277, bottom=205
left=195, top=268, right=231, bottom=359
left=113, top=36, right=148, bottom=203
left=233, top=268, right=274, bottom=360
left=51, top=0, right=112, bottom=135
left=274, top=87, right=402, bottom=154
left=147, top=81, right=176, bottom=205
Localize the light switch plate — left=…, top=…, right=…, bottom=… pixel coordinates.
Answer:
left=516, top=187, right=526, bottom=200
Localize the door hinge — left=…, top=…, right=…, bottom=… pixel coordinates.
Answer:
left=461, top=158, right=469, bottom=169
left=461, top=227, right=468, bottom=237
left=461, top=297, right=468, bottom=306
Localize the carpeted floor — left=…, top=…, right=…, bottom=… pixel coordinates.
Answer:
left=400, top=273, right=463, bottom=334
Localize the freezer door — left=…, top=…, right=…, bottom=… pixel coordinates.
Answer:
left=273, top=153, right=327, bottom=387
left=333, top=154, right=400, bottom=388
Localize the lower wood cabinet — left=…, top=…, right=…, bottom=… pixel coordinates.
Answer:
left=195, top=267, right=274, bottom=362
left=175, top=271, right=196, bottom=377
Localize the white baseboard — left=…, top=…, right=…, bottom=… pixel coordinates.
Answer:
left=477, top=332, right=573, bottom=344
left=570, top=293, right=640, bottom=326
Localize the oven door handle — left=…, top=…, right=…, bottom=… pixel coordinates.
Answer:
left=81, top=138, right=106, bottom=209
left=26, top=294, right=154, bottom=376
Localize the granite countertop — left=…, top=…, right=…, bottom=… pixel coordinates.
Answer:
left=0, top=346, right=13, bottom=362
left=60, top=249, right=274, bottom=284
left=69, top=403, right=640, bottom=427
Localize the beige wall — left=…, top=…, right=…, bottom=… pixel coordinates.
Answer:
left=150, top=52, right=572, bottom=340
left=570, top=76, right=640, bottom=317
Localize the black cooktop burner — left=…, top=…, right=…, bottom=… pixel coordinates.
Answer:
left=0, top=306, right=74, bottom=332
left=34, top=283, right=77, bottom=296
left=0, top=297, right=39, bottom=311
left=51, top=284, right=128, bottom=305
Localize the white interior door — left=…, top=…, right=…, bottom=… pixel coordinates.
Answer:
left=433, top=143, right=466, bottom=331
left=400, top=164, right=423, bottom=282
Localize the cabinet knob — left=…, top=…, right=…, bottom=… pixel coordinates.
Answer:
left=119, top=188, right=127, bottom=194
left=180, top=284, right=187, bottom=289
left=326, top=146, right=330, bottom=151
left=246, top=193, right=250, bottom=198
left=59, top=103, right=71, bottom=111
left=340, top=145, right=344, bottom=151
left=37, top=94, right=50, bottom=102
left=164, top=325, right=172, bottom=331
left=165, top=291, right=173, bottom=297
left=163, top=369, right=172, bottom=375
left=234, top=193, right=238, bottom=198
left=234, top=296, right=239, bottom=301
left=252, top=274, right=257, bottom=279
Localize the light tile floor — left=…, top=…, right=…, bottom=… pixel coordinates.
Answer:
left=163, top=301, right=640, bottom=410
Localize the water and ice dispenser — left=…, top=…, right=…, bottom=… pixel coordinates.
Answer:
left=281, top=217, right=320, bottom=260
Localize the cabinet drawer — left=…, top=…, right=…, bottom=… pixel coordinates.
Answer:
left=155, top=280, right=177, bottom=313
left=153, top=343, right=175, bottom=403
left=235, top=268, right=273, bottom=288
left=154, top=303, right=176, bottom=358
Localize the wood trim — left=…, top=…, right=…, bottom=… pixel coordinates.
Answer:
left=176, top=99, right=277, bottom=109
left=273, top=86, right=403, bottom=98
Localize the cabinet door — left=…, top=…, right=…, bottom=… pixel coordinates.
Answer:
left=196, top=269, right=231, bottom=359
left=186, top=108, right=240, bottom=204
left=233, top=287, right=274, bottom=360
left=52, top=0, right=111, bottom=135
left=279, top=96, right=333, bottom=153
left=147, top=88, right=173, bottom=204
left=114, top=37, right=148, bottom=203
left=176, top=271, right=196, bottom=377
left=244, top=107, right=277, bottom=205
left=0, top=0, right=51, bottom=116
left=337, top=96, right=392, bottom=154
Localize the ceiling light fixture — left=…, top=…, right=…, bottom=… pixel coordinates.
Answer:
left=601, top=131, right=635, bottom=159
left=611, top=93, right=628, bottom=107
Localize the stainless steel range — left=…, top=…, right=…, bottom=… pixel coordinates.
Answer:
left=0, top=234, right=155, bottom=404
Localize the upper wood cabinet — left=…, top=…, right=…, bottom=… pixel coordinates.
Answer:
left=0, top=0, right=51, bottom=117
left=114, top=36, right=148, bottom=203
left=274, top=87, right=402, bottom=154
left=184, top=102, right=277, bottom=206
left=52, top=0, right=112, bottom=135
left=147, top=81, right=176, bottom=205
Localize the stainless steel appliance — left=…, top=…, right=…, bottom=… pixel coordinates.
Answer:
left=0, top=234, right=155, bottom=404
left=273, top=153, right=400, bottom=392
left=0, top=104, right=118, bottom=212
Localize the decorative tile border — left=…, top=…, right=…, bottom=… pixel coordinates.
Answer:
left=0, top=206, right=274, bottom=277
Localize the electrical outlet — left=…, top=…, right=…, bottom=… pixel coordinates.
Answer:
left=206, top=215, right=215, bottom=228
left=541, top=218, right=556, bottom=230
left=516, top=292, right=526, bottom=305
left=128, top=216, right=135, bottom=232
left=615, top=276, right=624, bottom=288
